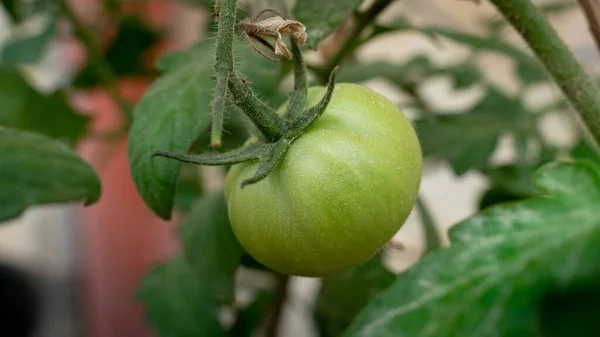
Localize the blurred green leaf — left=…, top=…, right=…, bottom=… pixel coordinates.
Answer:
left=73, top=16, right=161, bottom=87
left=381, top=20, right=546, bottom=86
left=570, top=139, right=600, bottom=167
left=230, top=290, right=275, bottom=337
left=338, top=57, right=433, bottom=87
left=316, top=255, right=395, bottom=337
left=0, top=68, right=88, bottom=146
left=293, top=0, right=362, bottom=49
left=484, top=164, right=540, bottom=197
left=449, top=62, right=481, bottom=89
left=179, top=190, right=245, bottom=304
left=173, top=164, right=203, bottom=213
left=137, top=256, right=227, bottom=337
left=1, top=12, right=56, bottom=65
left=338, top=58, right=480, bottom=93
left=346, top=161, right=600, bottom=337
left=127, top=39, right=214, bottom=220
left=415, top=89, right=523, bottom=175
left=128, top=37, right=280, bottom=220
left=0, top=128, right=101, bottom=222
left=516, top=61, right=549, bottom=86
left=478, top=187, right=529, bottom=210
left=1, top=0, right=46, bottom=22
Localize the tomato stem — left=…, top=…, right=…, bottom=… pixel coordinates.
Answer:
left=152, top=144, right=269, bottom=166
left=283, top=39, right=309, bottom=119
left=215, top=0, right=286, bottom=142
left=490, top=0, right=600, bottom=146
left=285, top=67, right=338, bottom=139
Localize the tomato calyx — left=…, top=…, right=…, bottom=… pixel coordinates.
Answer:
left=152, top=34, right=339, bottom=188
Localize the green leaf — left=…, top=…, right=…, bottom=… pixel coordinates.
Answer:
left=128, top=37, right=280, bottom=220
left=293, top=0, right=363, bottom=49
left=478, top=187, right=529, bottom=210
left=127, top=39, right=214, bottom=220
left=415, top=89, right=523, bottom=175
left=1, top=12, right=56, bottom=65
left=0, top=127, right=101, bottom=222
left=316, top=255, right=395, bottom=337
left=338, top=58, right=480, bottom=93
left=137, top=256, right=227, bottom=337
left=179, top=190, right=244, bottom=304
left=345, top=160, right=600, bottom=337
left=230, top=290, right=275, bottom=337
left=0, top=68, right=88, bottom=146
left=384, top=20, right=545, bottom=82
left=484, top=164, right=540, bottom=197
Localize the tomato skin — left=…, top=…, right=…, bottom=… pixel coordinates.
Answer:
left=225, top=83, right=422, bottom=277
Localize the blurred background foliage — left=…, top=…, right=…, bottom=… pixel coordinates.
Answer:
left=1, top=0, right=600, bottom=336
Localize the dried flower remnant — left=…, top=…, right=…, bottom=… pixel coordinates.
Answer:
left=238, top=9, right=307, bottom=61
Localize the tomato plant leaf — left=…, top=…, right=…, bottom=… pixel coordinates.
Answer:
left=0, top=68, right=88, bottom=146
left=137, top=256, right=227, bottom=337
left=415, top=89, right=522, bottom=175
left=179, top=190, right=244, bottom=304
left=127, top=40, right=214, bottom=220
left=346, top=160, right=600, bottom=337
left=293, top=0, right=363, bottom=49
left=0, top=127, right=101, bottom=222
left=128, top=38, right=280, bottom=220
left=316, top=255, right=395, bottom=337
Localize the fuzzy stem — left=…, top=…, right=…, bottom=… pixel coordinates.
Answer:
left=216, top=0, right=286, bottom=142
left=284, top=39, right=308, bottom=119
left=211, top=0, right=236, bottom=148
left=490, top=0, right=600, bottom=145
left=60, top=0, right=132, bottom=124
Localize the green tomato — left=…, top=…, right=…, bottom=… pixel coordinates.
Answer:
left=225, top=83, right=422, bottom=277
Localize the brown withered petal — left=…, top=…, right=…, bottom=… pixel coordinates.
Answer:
left=253, top=16, right=307, bottom=59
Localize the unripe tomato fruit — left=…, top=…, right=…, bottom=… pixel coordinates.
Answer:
left=225, top=83, right=422, bottom=277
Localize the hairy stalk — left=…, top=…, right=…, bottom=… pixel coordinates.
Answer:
left=319, top=0, right=396, bottom=82
left=211, top=0, right=236, bottom=147
left=286, top=67, right=338, bottom=138
left=284, top=39, right=308, bottom=119
left=60, top=0, right=132, bottom=124
left=152, top=143, right=267, bottom=166
left=216, top=0, right=286, bottom=142
left=490, top=0, right=600, bottom=145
